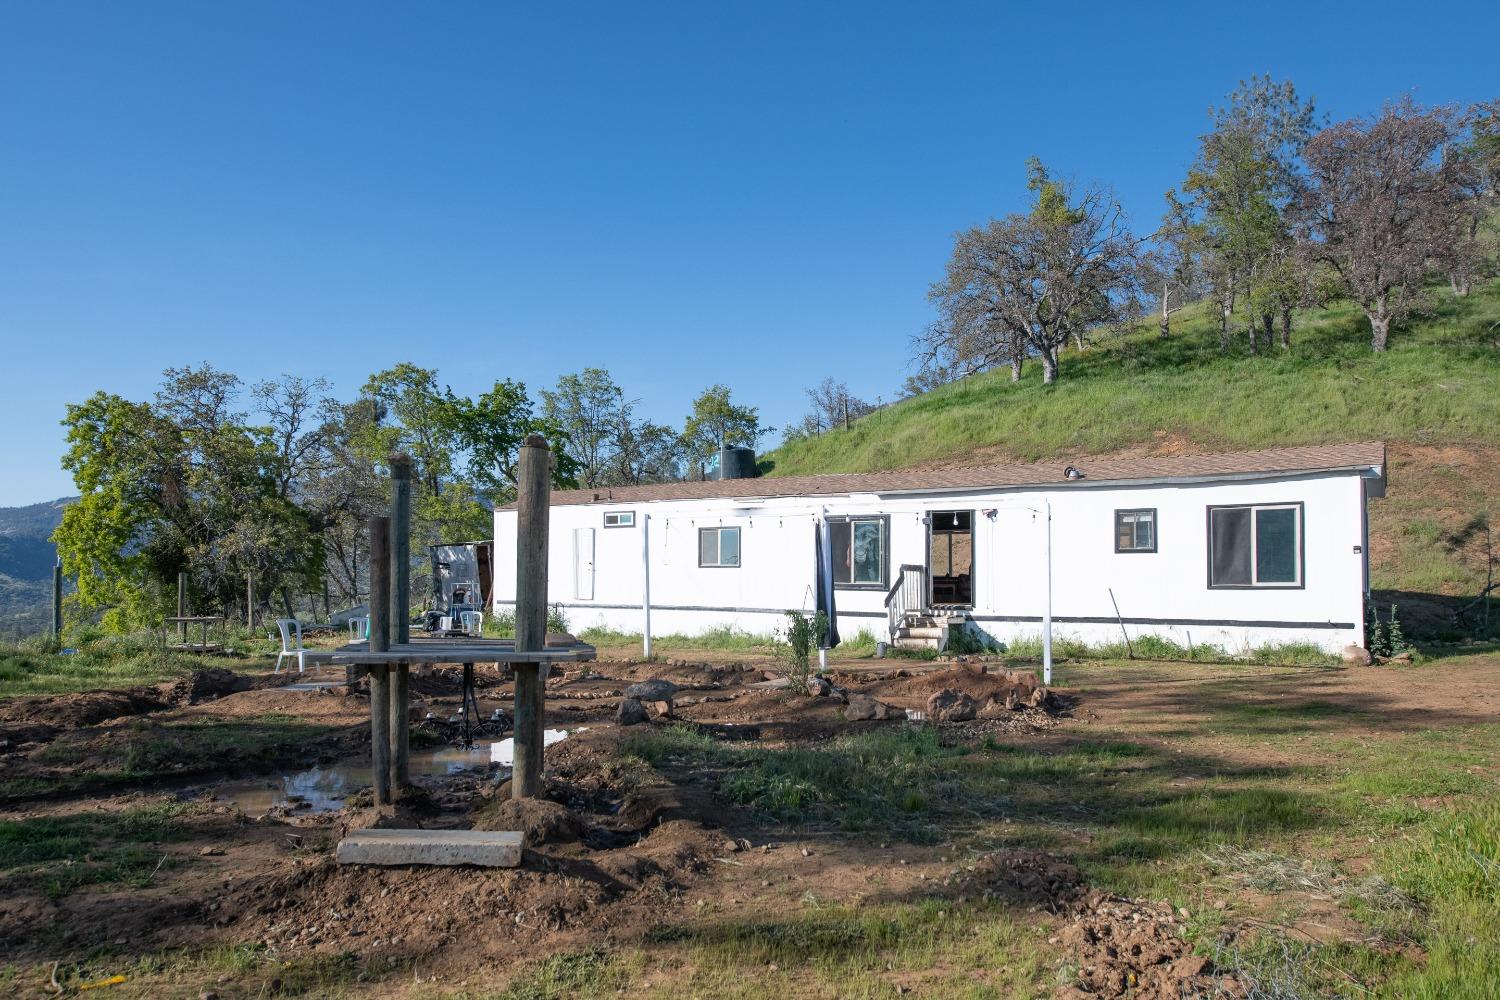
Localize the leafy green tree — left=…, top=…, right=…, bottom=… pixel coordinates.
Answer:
left=681, top=385, right=765, bottom=474
left=55, top=366, right=322, bottom=631
left=540, top=369, right=625, bottom=489
left=1167, top=77, right=1318, bottom=353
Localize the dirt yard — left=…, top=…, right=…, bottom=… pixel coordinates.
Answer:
left=1, top=645, right=1496, bottom=999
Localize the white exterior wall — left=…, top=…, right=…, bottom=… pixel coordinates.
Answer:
left=493, top=470, right=1372, bottom=654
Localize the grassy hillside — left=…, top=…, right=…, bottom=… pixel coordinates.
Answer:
left=765, top=282, right=1500, bottom=637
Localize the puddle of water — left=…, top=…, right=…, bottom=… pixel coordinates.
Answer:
left=278, top=679, right=347, bottom=692
left=215, top=741, right=496, bottom=814
left=215, top=728, right=584, bottom=814
left=489, top=727, right=579, bottom=766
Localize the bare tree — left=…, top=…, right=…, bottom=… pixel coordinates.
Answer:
left=1442, top=100, right=1500, bottom=297
left=921, top=161, right=1139, bottom=385
left=797, top=377, right=874, bottom=434
left=1139, top=242, right=1201, bottom=339
left=1299, top=98, right=1469, bottom=351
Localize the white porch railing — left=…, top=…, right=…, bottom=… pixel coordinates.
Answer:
left=884, top=564, right=926, bottom=640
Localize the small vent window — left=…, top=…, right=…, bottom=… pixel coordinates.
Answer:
left=603, top=511, right=635, bottom=529
left=1115, top=509, right=1157, bottom=553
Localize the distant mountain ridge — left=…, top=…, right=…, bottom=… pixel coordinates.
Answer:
left=0, top=496, right=75, bottom=640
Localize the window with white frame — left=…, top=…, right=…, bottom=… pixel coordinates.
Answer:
left=603, top=510, right=635, bottom=528
left=1208, top=503, right=1302, bottom=588
left=829, top=515, right=888, bottom=588
left=698, top=526, right=741, bottom=568
left=1115, top=509, right=1156, bottom=553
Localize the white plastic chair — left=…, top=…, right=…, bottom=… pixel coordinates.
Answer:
left=348, top=616, right=369, bottom=641
left=274, top=618, right=308, bottom=674
left=459, top=610, right=483, bottom=637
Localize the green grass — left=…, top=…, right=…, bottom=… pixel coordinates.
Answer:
left=3, top=713, right=345, bottom=800
left=0, top=639, right=234, bottom=696
left=0, top=803, right=187, bottom=899
left=765, top=281, right=1500, bottom=477
left=580, top=624, right=783, bottom=654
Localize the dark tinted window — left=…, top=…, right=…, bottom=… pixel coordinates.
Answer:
left=1255, top=507, right=1298, bottom=583
left=1210, top=507, right=1253, bottom=586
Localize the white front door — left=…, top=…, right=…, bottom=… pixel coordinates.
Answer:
left=573, top=528, right=595, bottom=600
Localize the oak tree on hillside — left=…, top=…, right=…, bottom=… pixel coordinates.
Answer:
left=1166, top=77, right=1318, bottom=353
left=921, top=160, right=1140, bottom=385
left=1298, top=98, right=1470, bottom=351
left=1444, top=99, right=1500, bottom=297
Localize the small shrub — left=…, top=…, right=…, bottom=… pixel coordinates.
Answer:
left=944, top=624, right=996, bottom=656
left=776, top=609, right=828, bottom=692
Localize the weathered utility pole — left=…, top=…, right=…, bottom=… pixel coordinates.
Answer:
left=512, top=434, right=551, bottom=799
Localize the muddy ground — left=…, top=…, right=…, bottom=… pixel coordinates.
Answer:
left=1, top=649, right=1497, bottom=998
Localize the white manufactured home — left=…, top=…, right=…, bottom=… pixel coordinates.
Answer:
left=492, top=442, right=1386, bottom=656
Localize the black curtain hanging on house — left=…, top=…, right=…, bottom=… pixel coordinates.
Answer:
left=815, top=520, right=840, bottom=649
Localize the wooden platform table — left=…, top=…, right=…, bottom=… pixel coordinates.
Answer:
left=162, top=615, right=222, bottom=652
left=330, top=635, right=596, bottom=805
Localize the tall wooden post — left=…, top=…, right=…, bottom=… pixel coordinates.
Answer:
left=52, top=561, right=63, bottom=642
left=368, top=515, right=392, bottom=806
left=513, top=434, right=551, bottom=799
left=390, top=453, right=412, bottom=644
left=177, top=571, right=187, bottom=643
left=388, top=454, right=412, bottom=790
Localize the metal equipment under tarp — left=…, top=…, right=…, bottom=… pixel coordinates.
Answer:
left=429, top=542, right=493, bottom=617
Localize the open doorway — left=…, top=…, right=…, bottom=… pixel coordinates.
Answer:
left=929, top=510, right=974, bottom=607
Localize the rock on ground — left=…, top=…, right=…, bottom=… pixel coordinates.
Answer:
left=615, top=697, right=649, bottom=726
left=926, top=688, right=977, bottom=722
left=625, top=679, right=678, bottom=703
left=844, top=693, right=896, bottom=721
left=1342, top=644, right=1373, bottom=666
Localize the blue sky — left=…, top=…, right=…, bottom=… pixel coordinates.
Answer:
left=2, top=1, right=1496, bottom=506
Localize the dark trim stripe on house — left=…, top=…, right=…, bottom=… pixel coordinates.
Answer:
left=493, top=600, right=1355, bottom=631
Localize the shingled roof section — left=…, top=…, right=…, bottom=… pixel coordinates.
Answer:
left=504, top=441, right=1386, bottom=509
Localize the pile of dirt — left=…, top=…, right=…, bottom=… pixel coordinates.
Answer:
left=215, top=812, right=715, bottom=959
left=956, top=849, right=1084, bottom=911
left=163, top=667, right=255, bottom=705
left=887, top=665, right=1043, bottom=703
left=1056, top=892, right=1246, bottom=999
left=0, top=687, right=169, bottom=743
left=474, top=797, right=585, bottom=845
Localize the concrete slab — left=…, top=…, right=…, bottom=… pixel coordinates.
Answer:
left=336, top=828, right=523, bottom=867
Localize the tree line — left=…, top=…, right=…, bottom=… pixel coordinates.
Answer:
left=912, top=80, right=1500, bottom=388
left=55, top=365, right=768, bottom=630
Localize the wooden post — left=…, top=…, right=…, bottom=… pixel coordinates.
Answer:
left=390, top=454, right=412, bottom=645
left=370, top=516, right=391, bottom=652
left=389, top=454, right=413, bottom=791
left=177, top=571, right=187, bottom=644
left=246, top=572, right=254, bottom=629
left=512, top=434, right=550, bottom=799
left=52, top=561, right=63, bottom=642
left=368, top=515, right=392, bottom=806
